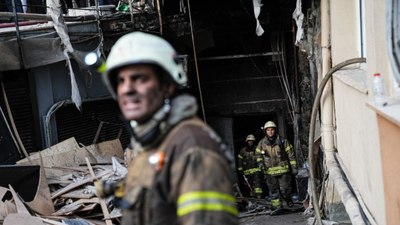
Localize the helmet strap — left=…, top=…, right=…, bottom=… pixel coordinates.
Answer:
left=129, top=98, right=171, bottom=146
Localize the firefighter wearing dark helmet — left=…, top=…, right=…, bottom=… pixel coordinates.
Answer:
left=102, top=32, right=238, bottom=225
left=237, top=134, right=263, bottom=198
left=256, top=121, right=297, bottom=215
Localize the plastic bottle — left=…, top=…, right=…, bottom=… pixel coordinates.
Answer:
left=372, top=73, right=388, bottom=106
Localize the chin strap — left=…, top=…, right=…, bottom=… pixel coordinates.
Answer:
left=129, top=98, right=171, bottom=147
left=129, top=95, right=198, bottom=150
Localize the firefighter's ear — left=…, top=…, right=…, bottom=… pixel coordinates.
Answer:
left=163, top=83, right=176, bottom=99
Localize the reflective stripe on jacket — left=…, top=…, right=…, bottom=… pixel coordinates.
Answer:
left=122, top=118, right=238, bottom=225
left=255, top=136, right=297, bottom=176
left=237, top=146, right=259, bottom=175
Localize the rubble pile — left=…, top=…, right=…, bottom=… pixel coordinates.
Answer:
left=0, top=137, right=126, bottom=225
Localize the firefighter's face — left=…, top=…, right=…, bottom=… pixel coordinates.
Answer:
left=247, top=140, right=254, bottom=147
left=116, top=65, right=173, bottom=124
left=266, top=127, right=276, bottom=138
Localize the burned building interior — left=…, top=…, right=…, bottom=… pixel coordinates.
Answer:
left=0, top=0, right=316, bottom=223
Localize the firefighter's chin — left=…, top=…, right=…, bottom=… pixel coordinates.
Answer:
left=121, top=101, right=145, bottom=122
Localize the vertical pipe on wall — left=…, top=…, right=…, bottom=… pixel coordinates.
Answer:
left=320, top=0, right=334, bottom=153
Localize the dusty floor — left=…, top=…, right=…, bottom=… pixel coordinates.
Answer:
left=239, top=202, right=309, bottom=225
left=240, top=211, right=308, bottom=225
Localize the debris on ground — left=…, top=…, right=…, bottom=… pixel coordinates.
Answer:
left=0, top=137, right=125, bottom=225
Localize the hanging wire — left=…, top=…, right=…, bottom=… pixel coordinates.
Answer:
left=187, top=0, right=207, bottom=123
left=271, top=31, right=295, bottom=122
left=276, top=31, right=295, bottom=112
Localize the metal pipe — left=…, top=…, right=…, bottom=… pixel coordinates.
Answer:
left=11, top=0, right=21, bottom=38
left=44, top=96, right=111, bottom=147
left=202, top=76, right=282, bottom=85
left=321, top=0, right=334, bottom=158
left=197, top=52, right=282, bottom=61
left=156, top=0, right=163, bottom=35
left=0, top=12, right=97, bottom=21
left=44, top=100, right=66, bottom=148
left=11, top=0, right=26, bottom=69
left=308, top=57, right=366, bottom=225
left=206, top=98, right=286, bottom=108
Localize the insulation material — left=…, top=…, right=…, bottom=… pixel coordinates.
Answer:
left=48, top=0, right=82, bottom=110
left=292, top=0, right=305, bottom=46
left=253, top=0, right=264, bottom=36
left=63, top=49, right=82, bottom=110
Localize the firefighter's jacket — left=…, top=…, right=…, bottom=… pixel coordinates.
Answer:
left=122, top=95, right=238, bottom=225
left=255, top=136, right=297, bottom=176
left=237, top=146, right=261, bottom=175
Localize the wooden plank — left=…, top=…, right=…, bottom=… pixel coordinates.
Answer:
left=75, top=203, right=97, bottom=213
left=60, top=189, right=94, bottom=199
left=52, top=203, right=82, bottom=216
left=52, top=198, right=100, bottom=217
left=85, top=158, right=113, bottom=225
left=51, top=170, right=112, bottom=199
left=38, top=217, right=65, bottom=225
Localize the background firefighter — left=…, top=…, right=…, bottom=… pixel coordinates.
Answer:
left=237, top=134, right=263, bottom=198
left=256, top=121, right=298, bottom=215
left=103, top=32, right=238, bottom=225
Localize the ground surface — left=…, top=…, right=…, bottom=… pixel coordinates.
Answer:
left=238, top=200, right=309, bottom=225
left=240, top=211, right=308, bottom=225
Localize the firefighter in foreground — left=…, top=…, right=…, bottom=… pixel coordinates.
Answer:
left=237, top=134, right=263, bottom=198
left=102, top=31, right=238, bottom=225
left=256, top=121, right=297, bottom=215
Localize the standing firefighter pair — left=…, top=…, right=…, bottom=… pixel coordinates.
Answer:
left=238, top=121, right=298, bottom=216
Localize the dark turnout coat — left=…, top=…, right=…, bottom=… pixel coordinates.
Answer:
left=122, top=117, right=238, bottom=225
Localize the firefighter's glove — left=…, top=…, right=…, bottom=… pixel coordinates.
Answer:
left=291, top=167, right=298, bottom=176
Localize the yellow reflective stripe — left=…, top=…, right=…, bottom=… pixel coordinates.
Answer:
left=238, top=167, right=243, bottom=171
left=290, top=160, right=297, bottom=166
left=244, top=168, right=261, bottom=174
left=285, top=146, right=291, bottom=151
left=266, top=165, right=290, bottom=175
left=254, top=188, right=263, bottom=194
left=177, top=191, right=238, bottom=217
left=256, top=158, right=263, bottom=162
left=271, top=199, right=282, bottom=207
left=238, top=155, right=243, bottom=159
left=255, top=148, right=262, bottom=153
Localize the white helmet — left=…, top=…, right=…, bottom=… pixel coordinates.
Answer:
left=263, top=121, right=277, bottom=130
left=103, top=32, right=187, bottom=98
left=246, top=134, right=256, bottom=142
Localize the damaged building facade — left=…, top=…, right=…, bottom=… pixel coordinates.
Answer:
left=0, top=0, right=400, bottom=224
left=0, top=0, right=309, bottom=167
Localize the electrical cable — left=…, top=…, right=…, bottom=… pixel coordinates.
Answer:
left=187, top=0, right=207, bottom=123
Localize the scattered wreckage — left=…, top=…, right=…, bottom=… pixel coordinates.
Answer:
left=0, top=137, right=126, bottom=225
